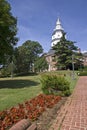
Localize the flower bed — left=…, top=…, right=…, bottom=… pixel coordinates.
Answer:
left=0, top=94, right=61, bottom=130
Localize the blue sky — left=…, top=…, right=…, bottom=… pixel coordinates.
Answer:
left=8, top=0, right=87, bottom=53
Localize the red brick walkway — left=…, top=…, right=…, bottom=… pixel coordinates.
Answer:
left=49, top=76, right=87, bottom=130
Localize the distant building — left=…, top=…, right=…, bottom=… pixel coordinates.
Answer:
left=46, top=18, right=65, bottom=71
left=45, top=49, right=56, bottom=71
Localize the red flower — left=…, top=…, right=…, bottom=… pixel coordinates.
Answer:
left=0, top=94, right=61, bottom=129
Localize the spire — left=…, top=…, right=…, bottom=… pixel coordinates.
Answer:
left=56, top=18, right=61, bottom=25
left=54, top=18, right=64, bottom=31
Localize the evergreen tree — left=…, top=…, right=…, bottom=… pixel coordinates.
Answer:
left=52, top=33, right=82, bottom=70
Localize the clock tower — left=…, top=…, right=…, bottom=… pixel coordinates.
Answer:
left=51, top=18, right=64, bottom=47
left=46, top=18, right=65, bottom=71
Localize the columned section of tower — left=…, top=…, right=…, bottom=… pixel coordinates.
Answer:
left=51, top=18, right=64, bottom=47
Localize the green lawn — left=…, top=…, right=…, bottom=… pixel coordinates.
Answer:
left=0, top=71, right=78, bottom=111
left=0, top=75, right=42, bottom=111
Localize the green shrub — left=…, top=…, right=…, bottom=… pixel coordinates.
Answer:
left=83, top=66, right=87, bottom=71
left=79, top=71, right=87, bottom=76
left=0, top=68, right=10, bottom=78
left=63, top=90, right=71, bottom=96
left=15, top=72, right=37, bottom=76
left=40, top=74, right=71, bottom=96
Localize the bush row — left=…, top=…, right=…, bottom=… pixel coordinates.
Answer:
left=78, top=71, right=87, bottom=76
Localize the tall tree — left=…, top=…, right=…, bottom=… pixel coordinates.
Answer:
left=34, top=55, right=48, bottom=72
left=52, top=33, right=82, bottom=70
left=0, top=0, right=18, bottom=63
left=14, top=40, right=43, bottom=73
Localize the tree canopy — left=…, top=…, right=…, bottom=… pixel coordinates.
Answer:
left=34, top=55, right=48, bottom=72
left=0, top=0, right=18, bottom=63
left=14, top=40, right=43, bottom=73
left=52, top=33, right=83, bottom=70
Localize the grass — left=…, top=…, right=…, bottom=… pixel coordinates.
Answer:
left=0, top=75, right=42, bottom=111
left=0, top=71, right=78, bottom=111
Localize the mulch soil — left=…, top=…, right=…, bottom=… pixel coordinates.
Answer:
left=35, top=97, right=67, bottom=130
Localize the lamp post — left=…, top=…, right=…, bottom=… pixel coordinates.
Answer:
left=72, top=54, right=75, bottom=80
left=11, top=60, right=14, bottom=79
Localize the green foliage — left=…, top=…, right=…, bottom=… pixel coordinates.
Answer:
left=40, top=74, right=71, bottom=96
left=52, top=33, right=82, bottom=70
left=0, top=68, right=10, bottom=77
left=34, top=55, right=48, bottom=72
left=74, top=52, right=84, bottom=70
left=14, top=40, right=43, bottom=73
left=0, top=0, right=18, bottom=63
left=79, top=71, right=87, bottom=76
left=63, top=90, right=71, bottom=96
left=78, top=66, right=87, bottom=76
left=83, top=66, right=87, bottom=71
left=0, top=61, right=16, bottom=78
left=15, top=72, right=37, bottom=76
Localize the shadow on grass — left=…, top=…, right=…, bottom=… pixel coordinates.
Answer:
left=0, top=79, right=40, bottom=89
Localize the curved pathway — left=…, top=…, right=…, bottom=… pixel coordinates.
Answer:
left=49, top=76, right=87, bottom=130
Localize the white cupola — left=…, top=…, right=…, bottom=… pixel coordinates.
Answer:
left=51, top=18, right=64, bottom=47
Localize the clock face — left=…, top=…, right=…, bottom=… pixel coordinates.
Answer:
left=57, top=32, right=62, bottom=38
left=52, top=31, right=63, bottom=40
